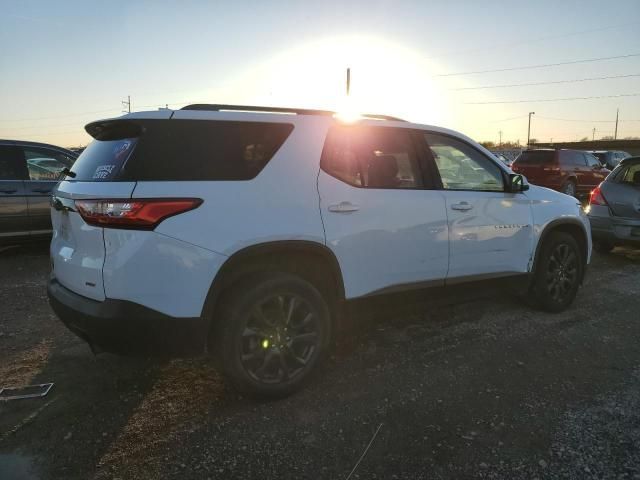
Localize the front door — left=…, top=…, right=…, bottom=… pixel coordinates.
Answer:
left=422, top=132, right=534, bottom=281
left=0, top=145, right=29, bottom=239
left=582, top=152, right=608, bottom=192
left=318, top=125, right=449, bottom=299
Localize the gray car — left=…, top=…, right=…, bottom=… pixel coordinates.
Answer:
left=588, top=156, right=640, bottom=252
left=0, top=140, right=78, bottom=243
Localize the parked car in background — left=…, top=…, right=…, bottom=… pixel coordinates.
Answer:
left=491, top=152, right=512, bottom=166
left=512, top=149, right=609, bottom=197
left=48, top=105, right=591, bottom=398
left=588, top=156, right=640, bottom=252
left=0, top=140, right=78, bottom=243
left=589, top=150, right=630, bottom=170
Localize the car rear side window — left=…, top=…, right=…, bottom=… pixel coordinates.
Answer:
left=514, top=151, right=555, bottom=165
left=71, top=120, right=293, bottom=181
left=560, top=151, right=586, bottom=166
left=321, top=126, right=423, bottom=189
left=619, top=163, right=640, bottom=184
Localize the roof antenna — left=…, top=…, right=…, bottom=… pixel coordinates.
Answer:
left=346, top=68, right=351, bottom=96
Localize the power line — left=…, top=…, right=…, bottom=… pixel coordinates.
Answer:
left=489, top=114, right=530, bottom=123
left=0, top=108, right=118, bottom=123
left=424, top=21, right=636, bottom=61
left=451, top=73, right=640, bottom=91
left=437, top=53, right=640, bottom=77
left=0, top=120, right=88, bottom=132
left=537, top=115, right=640, bottom=123
left=464, top=92, right=640, bottom=105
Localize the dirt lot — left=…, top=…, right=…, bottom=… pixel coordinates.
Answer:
left=1, top=243, right=639, bottom=480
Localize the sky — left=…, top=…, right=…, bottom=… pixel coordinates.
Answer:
left=0, top=0, right=639, bottom=147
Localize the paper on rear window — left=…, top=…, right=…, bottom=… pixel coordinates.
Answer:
left=68, top=138, right=138, bottom=181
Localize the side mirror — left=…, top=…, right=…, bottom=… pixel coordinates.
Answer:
left=508, top=173, right=529, bottom=192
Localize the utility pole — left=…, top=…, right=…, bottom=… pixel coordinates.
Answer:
left=122, top=95, right=131, bottom=113
left=527, top=112, right=535, bottom=148
left=614, top=108, right=619, bottom=140
left=346, top=68, right=351, bottom=96
left=499, top=130, right=502, bottom=147
left=592, top=128, right=596, bottom=141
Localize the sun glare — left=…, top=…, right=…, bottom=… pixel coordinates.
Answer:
left=228, top=35, right=454, bottom=126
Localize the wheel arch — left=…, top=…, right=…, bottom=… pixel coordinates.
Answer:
left=201, top=240, right=345, bottom=322
left=531, top=219, right=589, bottom=280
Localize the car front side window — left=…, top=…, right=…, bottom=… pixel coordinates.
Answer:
left=23, top=147, right=74, bottom=181
left=424, top=133, right=504, bottom=192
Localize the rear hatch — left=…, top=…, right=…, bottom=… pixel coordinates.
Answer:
left=512, top=150, right=557, bottom=185
left=50, top=113, right=171, bottom=300
left=601, top=161, right=640, bottom=220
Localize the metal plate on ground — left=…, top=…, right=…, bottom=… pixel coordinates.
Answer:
left=0, top=383, right=54, bottom=401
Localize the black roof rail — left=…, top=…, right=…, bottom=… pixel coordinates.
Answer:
left=179, top=104, right=406, bottom=122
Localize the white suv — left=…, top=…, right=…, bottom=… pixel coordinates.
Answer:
left=48, top=104, right=591, bottom=397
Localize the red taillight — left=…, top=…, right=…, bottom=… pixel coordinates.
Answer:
left=589, top=185, right=608, bottom=206
left=75, top=198, right=202, bottom=229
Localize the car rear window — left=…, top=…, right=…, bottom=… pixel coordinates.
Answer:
left=70, top=119, right=293, bottom=181
left=514, top=150, right=555, bottom=165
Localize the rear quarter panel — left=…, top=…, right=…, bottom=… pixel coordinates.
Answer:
left=132, top=116, right=330, bottom=257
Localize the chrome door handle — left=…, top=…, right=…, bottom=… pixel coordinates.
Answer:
left=328, top=202, right=360, bottom=213
left=451, top=202, right=473, bottom=211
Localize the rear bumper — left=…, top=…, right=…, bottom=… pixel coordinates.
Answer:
left=48, top=277, right=208, bottom=356
left=588, top=211, right=640, bottom=246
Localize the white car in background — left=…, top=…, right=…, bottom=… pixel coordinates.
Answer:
left=48, top=104, right=591, bottom=397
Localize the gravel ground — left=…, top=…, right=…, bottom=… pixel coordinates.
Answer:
left=0, top=242, right=639, bottom=480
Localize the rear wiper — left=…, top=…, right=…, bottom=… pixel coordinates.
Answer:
left=60, top=167, right=76, bottom=179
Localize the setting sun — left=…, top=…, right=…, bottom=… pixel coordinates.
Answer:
left=236, top=35, right=453, bottom=126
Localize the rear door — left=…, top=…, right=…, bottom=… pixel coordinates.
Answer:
left=51, top=135, right=138, bottom=301
left=423, top=132, right=534, bottom=280
left=318, top=125, right=449, bottom=298
left=23, top=146, right=76, bottom=234
left=0, top=145, right=30, bottom=239
left=602, top=161, right=640, bottom=219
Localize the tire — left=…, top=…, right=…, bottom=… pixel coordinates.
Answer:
left=528, top=232, right=584, bottom=313
left=593, top=241, right=614, bottom=254
left=216, top=272, right=331, bottom=398
left=561, top=180, right=577, bottom=197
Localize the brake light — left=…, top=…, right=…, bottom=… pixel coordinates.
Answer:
left=75, top=198, right=202, bottom=229
left=589, top=185, right=608, bottom=206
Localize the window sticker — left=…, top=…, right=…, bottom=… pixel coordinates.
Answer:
left=93, top=164, right=116, bottom=179
left=114, top=140, right=132, bottom=160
